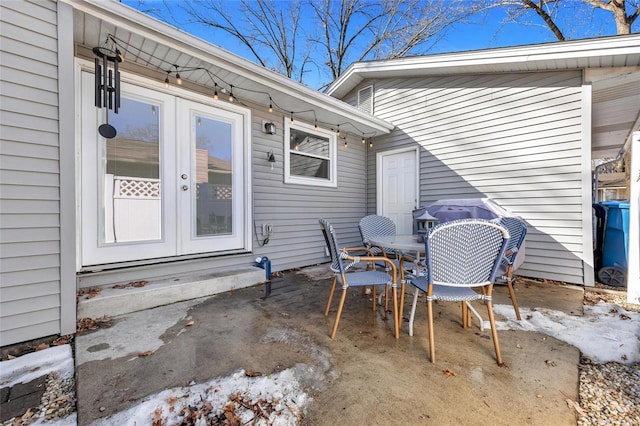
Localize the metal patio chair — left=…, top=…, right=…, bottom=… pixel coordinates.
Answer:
left=319, top=218, right=399, bottom=339
left=491, top=216, right=527, bottom=320
left=409, top=219, right=510, bottom=364
left=358, top=215, right=415, bottom=316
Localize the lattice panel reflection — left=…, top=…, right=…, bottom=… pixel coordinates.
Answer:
left=116, top=178, right=161, bottom=198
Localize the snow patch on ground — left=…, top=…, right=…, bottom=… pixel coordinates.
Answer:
left=1, top=345, right=73, bottom=389
left=494, top=301, right=640, bottom=364
left=89, top=368, right=309, bottom=426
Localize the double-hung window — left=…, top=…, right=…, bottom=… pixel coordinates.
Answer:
left=284, top=120, right=337, bottom=187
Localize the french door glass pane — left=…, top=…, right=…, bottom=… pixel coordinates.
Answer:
left=102, top=97, right=161, bottom=243
left=195, top=114, right=233, bottom=236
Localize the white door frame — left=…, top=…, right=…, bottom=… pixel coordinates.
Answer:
left=76, top=59, right=252, bottom=268
left=376, top=146, right=420, bottom=219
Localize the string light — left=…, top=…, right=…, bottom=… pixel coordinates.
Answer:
left=173, top=65, right=182, bottom=85
left=106, top=34, right=379, bottom=143
left=343, top=138, right=348, bottom=148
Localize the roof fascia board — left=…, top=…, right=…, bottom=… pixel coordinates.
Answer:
left=64, top=0, right=394, bottom=133
left=328, top=35, right=640, bottom=97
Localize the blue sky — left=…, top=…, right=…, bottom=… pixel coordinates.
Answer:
left=122, top=1, right=635, bottom=88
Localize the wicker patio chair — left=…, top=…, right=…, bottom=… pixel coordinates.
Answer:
left=319, top=218, right=399, bottom=339
left=409, top=219, right=510, bottom=364
left=491, top=216, right=527, bottom=320
left=358, top=215, right=415, bottom=316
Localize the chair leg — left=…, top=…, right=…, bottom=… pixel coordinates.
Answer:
left=392, top=285, right=399, bottom=339
left=486, top=300, right=503, bottom=365
left=409, top=287, right=420, bottom=337
left=324, top=277, right=337, bottom=317
left=426, top=298, right=436, bottom=363
left=461, top=302, right=468, bottom=328
left=506, top=273, right=521, bottom=320
left=399, top=279, right=406, bottom=327
left=330, top=288, right=348, bottom=339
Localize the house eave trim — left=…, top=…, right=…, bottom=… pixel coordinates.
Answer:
left=62, top=0, right=394, bottom=134
left=328, top=34, right=640, bottom=98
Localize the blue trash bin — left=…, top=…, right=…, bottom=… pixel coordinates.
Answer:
left=598, top=201, right=630, bottom=286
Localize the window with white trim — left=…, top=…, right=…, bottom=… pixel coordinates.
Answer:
left=284, top=120, right=337, bottom=187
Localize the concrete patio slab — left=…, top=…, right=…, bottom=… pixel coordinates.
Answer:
left=75, top=267, right=583, bottom=425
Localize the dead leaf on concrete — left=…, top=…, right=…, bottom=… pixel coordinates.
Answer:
left=566, top=398, right=585, bottom=415
left=545, top=360, right=557, bottom=367
left=112, top=280, right=149, bottom=289
left=245, top=370, right=262, bottom=377
left=77, top=286, right=102, bottom=301
left=35, top=343, right=50, bottom=351
left=443, top=369, right=456, bottom=377
left=53, top=335, right=73, bottom=345
left=77, top=316, right=113, bottom=332
left=138, top=350, right=154, bottom=357
left=185, top=320, right=194, bottom=326
left=536, top=394, right=544, bottom=398
left=280, top=312, right=290, bottom=318
left=620, top=313, right=631, bottom=320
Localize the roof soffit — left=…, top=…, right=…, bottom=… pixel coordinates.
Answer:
left=65, top=0, right=394, bottom=136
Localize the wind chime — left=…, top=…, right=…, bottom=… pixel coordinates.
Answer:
left=92, top=37, right=122, bottom=138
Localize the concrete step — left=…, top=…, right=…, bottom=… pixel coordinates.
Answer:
left=77, top=267, right=266, bottom=319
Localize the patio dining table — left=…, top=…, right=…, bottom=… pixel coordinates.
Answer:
left=367, top=234, right=486, bottom=336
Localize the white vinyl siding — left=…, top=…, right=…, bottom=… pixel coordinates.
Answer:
left=254, top=113, right=365, bottom=270
left=0, top=0, right=64, bottom=345
left=364, top=71, right=587, bottom=284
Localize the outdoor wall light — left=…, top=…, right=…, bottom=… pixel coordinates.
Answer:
left=267, top=150, right=276, bottom=170
left=264, top=121, right=276, bottom=134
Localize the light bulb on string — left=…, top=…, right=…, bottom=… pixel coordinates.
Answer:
left=176, top=72, right=182, bottom=85
left=361, top=134, right=366, bottom=144
left=164, top=73, right=170, bottom=88
left=336, top=125, right=340, bottom=137
left=369, top=139, right=373, bottom=148
left=290, top=112, right=294, bottom=123
left=268, top=97, right=273, bottom=113
left=228, top=85, right=234, bottom=102
left=214, top=83, right=218, bottom=100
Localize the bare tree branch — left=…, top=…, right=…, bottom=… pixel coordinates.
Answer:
left=521, top=0, right=565, bottom=40
left=495, top=0, right=639, bottom=40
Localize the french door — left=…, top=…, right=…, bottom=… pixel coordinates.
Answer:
left=79, top=70, right=249, bottom=267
